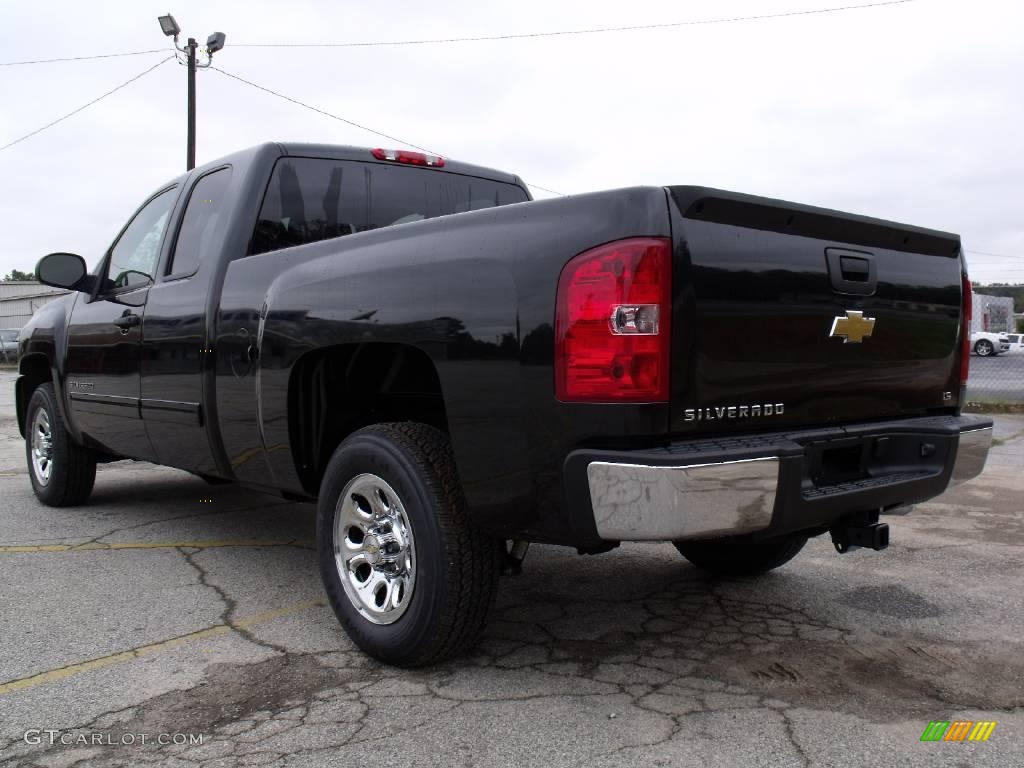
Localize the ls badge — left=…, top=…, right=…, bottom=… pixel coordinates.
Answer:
left=830, top=310, right=876, bottom=344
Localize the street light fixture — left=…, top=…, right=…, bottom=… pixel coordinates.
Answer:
left=206, top=32, right=226, bottom=54
left=156, top=14, right=227, bottom=171
left=157, top=14, right=180, bottom=39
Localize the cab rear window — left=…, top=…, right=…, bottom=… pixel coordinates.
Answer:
left=249, top=157, right=528, bottom=256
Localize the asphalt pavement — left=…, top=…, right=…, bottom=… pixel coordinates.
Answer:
left=0, top=368, right=1022, bottom=767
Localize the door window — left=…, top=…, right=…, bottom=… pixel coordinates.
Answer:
left=106, top=187, right=177, bottom=291
left=168, top=168, right=233, bottom=278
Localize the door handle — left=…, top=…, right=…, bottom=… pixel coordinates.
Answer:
left=113, top=313, right=141, bottom=334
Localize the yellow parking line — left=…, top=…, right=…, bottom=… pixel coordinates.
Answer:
left=0, top=539, right=313, bottom=553
left=235, top=601, right=323, bottom=628
left=0, top=600, right=326, bottom=695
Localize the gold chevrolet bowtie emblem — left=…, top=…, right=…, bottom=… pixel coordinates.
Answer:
left=830, top=310, right=876, bottom=343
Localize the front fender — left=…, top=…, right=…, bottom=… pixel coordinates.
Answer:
left=16, top=295, right=77, bottom=439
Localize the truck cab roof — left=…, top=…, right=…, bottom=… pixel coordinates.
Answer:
left=279, top=143, right=525, bottom=187
left=178, top=142, right=526, bottom=191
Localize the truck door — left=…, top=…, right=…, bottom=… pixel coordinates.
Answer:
left=215, top=157, right=367, bottom=490
left=140, top=167, right=233, bottom=474
left=64, top=186, right=178, bottom=461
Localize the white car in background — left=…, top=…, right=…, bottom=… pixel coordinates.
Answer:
left=970, top=331, right=1011, bottom=356
left=1004, top=333, right=1024, bottom=353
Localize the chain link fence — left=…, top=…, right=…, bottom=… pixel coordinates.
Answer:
left=965, top=289, right=1023, bottom=409
left=967, top=354, right=1024, bottom=408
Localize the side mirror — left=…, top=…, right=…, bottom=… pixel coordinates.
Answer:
left=36, top=252, right=91, bottom=292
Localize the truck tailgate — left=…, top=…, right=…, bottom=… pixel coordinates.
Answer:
left=666, top=187, right=964, bottom=434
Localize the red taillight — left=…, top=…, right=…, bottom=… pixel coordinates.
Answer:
left=555, top=237, right=672, bottom=402
left=960, top=273, right=972, bottom=385
left=371, top=148, right=445, bottom=167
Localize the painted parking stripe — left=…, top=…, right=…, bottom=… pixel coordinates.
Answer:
left=0, top=600, right=325, bottom=695
left=0, top=539, right=313, bottom=553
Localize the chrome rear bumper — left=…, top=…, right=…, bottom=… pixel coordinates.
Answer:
left=949, top=426, right=993, bottom=486
left=587, top=458, right=778, bottom=541
left=580, top=417, right=993, bottom=543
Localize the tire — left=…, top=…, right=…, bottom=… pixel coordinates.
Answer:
left=674, top=533, right=808, bottom=577
left=317, top=423, right=502, bottom=666
left=25, top=382, right=96, bottom=507
left=974, top=339, right=994, bottom=357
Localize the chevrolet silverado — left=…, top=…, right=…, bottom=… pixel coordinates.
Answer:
left=17, top=142, right=992, bottom=665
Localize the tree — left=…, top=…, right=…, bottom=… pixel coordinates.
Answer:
left=2, top=269, right=34, bottom=281
left=974, top=283, right=1023, bottom=312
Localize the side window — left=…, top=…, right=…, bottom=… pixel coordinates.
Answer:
left=107, top=188, right=177, bottom=291
left=168, top=168, right=233, bottom=278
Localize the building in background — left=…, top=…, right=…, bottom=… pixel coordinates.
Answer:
left=972, top=291, right=1015, bottom=333
left=0, top=281, right=70, bottom=330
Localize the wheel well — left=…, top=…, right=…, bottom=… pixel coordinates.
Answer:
left=16, top=354, right=53, bottom=437
left=288, top=343, right=448, bottom=494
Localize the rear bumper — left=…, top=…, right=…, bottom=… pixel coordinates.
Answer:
left=565, top=415, right=993, bottom=544
left=949, top=424, right=993, bottom=486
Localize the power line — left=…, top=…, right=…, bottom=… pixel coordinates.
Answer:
left=966, top=249, right=1024, bottom=261
left=0, top=56, right=175, bottom=153
left=210, top=66, right=438, bottom=151
left=0, top=1, right=916, bottom=67
left=210, top=65, right=564, bottom=195
left=233, top=0, right=917, bottom=49
left=523, top=181, right=564, bottom=197
left=0, top=49, right=168, bottom=67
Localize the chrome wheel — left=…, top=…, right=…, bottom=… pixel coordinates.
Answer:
left=975, top=340, right=993, bottom=357
left=334, top=473, right=415, bottom=625
left=30, top=408, right=54, bottom=485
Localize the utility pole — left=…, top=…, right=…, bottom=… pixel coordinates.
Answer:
left=186, top=37, right=197, bottom=170
left=157, top=14, right=226, bottom=172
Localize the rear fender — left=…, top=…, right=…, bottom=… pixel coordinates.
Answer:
left=255, top=235, right=531, bottom=530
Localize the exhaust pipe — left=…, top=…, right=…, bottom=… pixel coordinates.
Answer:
left=831, top=510, right=889, bottom=554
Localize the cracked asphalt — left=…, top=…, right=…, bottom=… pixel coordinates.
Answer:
left=0, top=368, right=1022, bottom=767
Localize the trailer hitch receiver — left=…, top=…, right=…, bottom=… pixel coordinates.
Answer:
left=831, top=510, right=889, bottom=554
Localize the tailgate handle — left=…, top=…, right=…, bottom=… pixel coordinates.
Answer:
left=826, top=248, right=877, bottom=296
left=840, top=256, right=870, bottom=280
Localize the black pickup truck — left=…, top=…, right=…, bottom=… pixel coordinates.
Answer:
left=18, top=142, right=992, bottom=665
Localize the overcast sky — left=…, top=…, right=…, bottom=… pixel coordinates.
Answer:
left=0, top=0, right=1021, bottom=283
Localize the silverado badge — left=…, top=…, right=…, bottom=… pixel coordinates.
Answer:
left=830, top=310, right=876, bottom=343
